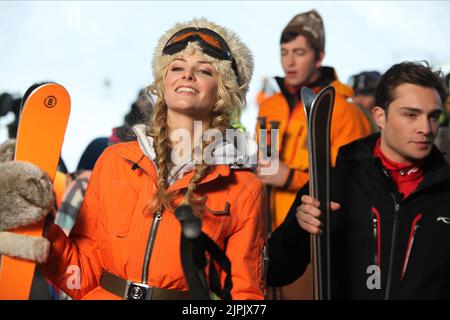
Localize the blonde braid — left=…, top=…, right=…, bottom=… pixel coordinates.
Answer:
left=145, top=73, right=179, bottom=213
left=144, top=100, right=173, bottom=213
left=182, top=163, right=210, bottom=216
left=182, top=109, right=231, bottom=217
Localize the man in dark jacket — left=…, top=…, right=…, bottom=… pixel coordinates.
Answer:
left=268, top=61, right=450, bottom=299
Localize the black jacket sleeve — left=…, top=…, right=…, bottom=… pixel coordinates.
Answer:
left=267, top=184, right=311, bottom=287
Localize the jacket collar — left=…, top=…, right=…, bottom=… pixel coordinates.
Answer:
left=118, top=140, right=231, bottom=191
left=118, top=124, right=235, bottom=191
left=337, top=133, right=450, bottom=196
left=274, top=66, right=354, bottom=110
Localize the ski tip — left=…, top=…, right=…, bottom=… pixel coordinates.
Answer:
left=19, top=82, right=70, bottom=115
left=20, top=83, right=48, bottom=114
left=301, top=87, right=316, bottom=112
left=318, top=85, right=336, bottom=97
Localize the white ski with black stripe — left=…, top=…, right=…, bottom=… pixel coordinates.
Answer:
left=302, top=86, right=335, bottom=300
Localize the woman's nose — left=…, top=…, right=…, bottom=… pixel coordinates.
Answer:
left=182, top=69, right=194, bottom=80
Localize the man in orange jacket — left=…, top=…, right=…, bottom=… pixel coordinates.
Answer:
left=256, top=9, right=372, bottom=299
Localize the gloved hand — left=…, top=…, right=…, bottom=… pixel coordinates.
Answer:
left=0, top=139, right=54, bottom=264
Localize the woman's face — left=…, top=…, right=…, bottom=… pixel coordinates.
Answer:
left=164, top=53, right=219, bottom=119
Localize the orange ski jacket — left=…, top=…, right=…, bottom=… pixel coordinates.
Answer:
left=257, top=67, right=372, bottom=228
left=41, top=141, right=267, bottom=300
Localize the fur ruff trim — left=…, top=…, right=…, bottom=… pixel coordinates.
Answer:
left=152, top=17, right=254, bottom=94
left=0, top=139, right=16, bottom=163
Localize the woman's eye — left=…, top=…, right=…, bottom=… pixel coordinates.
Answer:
left=198, top=69, right=212, bottom=76
left=171, top=66, right=183, bottom=72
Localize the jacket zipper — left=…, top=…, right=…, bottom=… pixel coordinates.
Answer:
left=262, top=245, right=269, bottom=281
left=371, top=208, right=381, bottom=267
left=121, top=156, right=167, bottom=284
left=400, top=214, right=422, bottom=280
left=141, top=210, right=163, bottom=284
left=385, top=195, right=400, bottom=300
left=262, top=245, right=270, bottom=298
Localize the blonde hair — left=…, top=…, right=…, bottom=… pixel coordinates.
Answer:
left=146, top=45, right=245, bottom=216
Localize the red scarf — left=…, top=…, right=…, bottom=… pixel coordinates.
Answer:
left=373, top=138, right=424, bottom=199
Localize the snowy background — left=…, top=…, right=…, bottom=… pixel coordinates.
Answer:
left=1, top=1, right=449, bottom=172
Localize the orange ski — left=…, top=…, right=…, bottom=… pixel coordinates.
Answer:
left=0, top=83, right=70, bottom=299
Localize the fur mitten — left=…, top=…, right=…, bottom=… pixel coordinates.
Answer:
left=0, top=139, right=54, bottom=263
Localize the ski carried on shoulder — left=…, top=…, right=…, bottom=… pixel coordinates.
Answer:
left=0, top=82, right=70, bottom=300
left=301, top=85, right=335, bottom=300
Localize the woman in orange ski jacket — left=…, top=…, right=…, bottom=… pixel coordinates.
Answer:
left=39, top=18, right=268, bottom=300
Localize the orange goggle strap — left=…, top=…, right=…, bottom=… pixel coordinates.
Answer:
left=162, top=27, right=238, bottom=81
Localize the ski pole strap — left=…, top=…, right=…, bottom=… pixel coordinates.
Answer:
left=201, top=233, right=233, bottom=300
left=180, top=235, right=211, bottom=299
left=180, top=232, right=233, bottom=300
left=282, top=168, right=295, bottom=189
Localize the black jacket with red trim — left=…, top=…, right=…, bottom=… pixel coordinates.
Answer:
left=268, top=133, right=450, bottom=299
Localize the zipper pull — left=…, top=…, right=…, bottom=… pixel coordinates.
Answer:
left=262, top=246, right=269, bottom=281
left=371, top=211, right=379, bottom=267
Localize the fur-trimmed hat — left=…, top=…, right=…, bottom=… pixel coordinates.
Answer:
left=282, top=10, right=325, bottom=53
left=152, top=18, right=254, bottom=94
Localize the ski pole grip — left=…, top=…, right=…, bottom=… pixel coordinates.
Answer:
left=257, top=116, right=267, bottom=130
left=269, top=120, right=280, bottom=130
left=175, top=205, right=202, bottom=240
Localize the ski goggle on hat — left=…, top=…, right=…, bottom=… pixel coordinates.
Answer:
left=162, top=27, right=239, bottom=79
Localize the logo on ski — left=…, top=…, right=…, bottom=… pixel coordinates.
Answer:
left=44, top=96, right=57, bottom=108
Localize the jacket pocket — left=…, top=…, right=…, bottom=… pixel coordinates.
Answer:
left=201, top=201, right=230, bottom=242
left=101, top=181, right=139, bottom=238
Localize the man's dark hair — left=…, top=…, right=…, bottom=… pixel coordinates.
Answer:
left=280, top=30, right=322, bottom=61
left=375, top=61, right=448, bottom=112
left=445, top=72, right=450, bottom=92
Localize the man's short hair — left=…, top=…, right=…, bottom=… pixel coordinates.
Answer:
left=375, top=61, right=448, bottom=112
left=445, top=73, right=450, bottom=92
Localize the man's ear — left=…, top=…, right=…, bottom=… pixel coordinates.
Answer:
left=372, top=106, right=386, bottom=130
left=315, top=51, right=325, bottom=69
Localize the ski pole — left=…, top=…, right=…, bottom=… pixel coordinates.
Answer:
left=268, top=120, right=280, bottom=158
left=257, top=117, right=273, bottom=235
